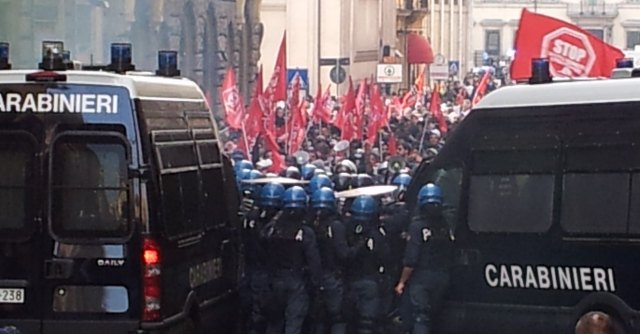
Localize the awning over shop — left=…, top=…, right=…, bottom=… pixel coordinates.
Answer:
left=406, top=33, right=434, bottom=64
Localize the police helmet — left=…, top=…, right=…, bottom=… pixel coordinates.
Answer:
left=350, top=195, right=379, bottom=220
left=334, top=159, right=357, bottom=174
left=242, top=169, right=264, bottom=193
left=313, top=168, right=327, bottom=176
left=311, top=187, right=336, bottom=210
left=231, top=150, right=246, bottom=162
left=418, top=183, right=443, bottom=207
left=260, top=182, right=285, bottom=208
left=235, top=159, right=254, bottom=174
left=281, top=166, right=301, bottom=180
left=392, top=173, right=412, bottom=189
left=333, top=172, right=353, bottom=192
left=301, top=163, right=318, bottom=180
left=236, top=168, right=252, bottom=185
left=352, top=174, right=375, bottom=189
left=309, top=174, right=333, bottom=194
left=282, top=186, right=308, bottom=209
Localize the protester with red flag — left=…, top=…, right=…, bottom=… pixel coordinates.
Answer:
left=510, top=8, right=624, bottom=80
left=311, top=85, right=332, bottom=124
left=220, top=67, right=246, bottom=130
left=428, top=86, right=448, bottom=136
left=366, top=83, right=385, bottom=146
left=471, top=71, right=491, bottom=108
left=354, top=79, right=367, bottom=140
left=242, top=69, right=265, bottom=155
left=287, top=76, right=307, bottom=155
left=387, top=131, right=398, bottom=156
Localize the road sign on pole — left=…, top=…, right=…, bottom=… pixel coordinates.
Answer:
left=448, top=60, right=460, bottom=76
left=287, top=68, right=309, bottom=89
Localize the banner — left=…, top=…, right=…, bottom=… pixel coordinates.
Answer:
left=510, top=9, right=624, bottom=80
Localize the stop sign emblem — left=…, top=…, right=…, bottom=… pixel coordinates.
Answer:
left=541, top=27, right=596, bottom=77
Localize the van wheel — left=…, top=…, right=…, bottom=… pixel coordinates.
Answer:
left=575, top=311, right=627, bottom=334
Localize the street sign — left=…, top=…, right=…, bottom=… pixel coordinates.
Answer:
left=430, top=64, right=449, bottom=80
left=434, top=53, right=446, bottom=65
left=319, top=57, right=350, bottom=67
left=330, top=65, right=347, bottom=84
left=376, top=64, right=402, bottom=83
left=448, top=60, right=460, bottom=76
left=287, top=68, right=309, bottom=89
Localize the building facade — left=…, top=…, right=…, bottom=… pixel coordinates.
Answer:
left=260, top=0, right=397, bottom=95
left=0, top=0, right=263, bottom=120
left=471, top=0, right=640, bottom=67
left=395, top=0, right=472, bottom=86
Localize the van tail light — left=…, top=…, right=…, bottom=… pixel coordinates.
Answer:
left=142, top=237, right=161, bottom=321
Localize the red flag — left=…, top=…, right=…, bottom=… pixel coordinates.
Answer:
left=387, top=132, right=398, bottom=156
left=245, top=69, right=265, bottom=148
left=429, top=86, right=448, bottom=135
left=335, top=77, right=355, bottom=131
left=264, top=130, right=286, bottom=173
left=264, top=33, right=287, bottom=102
left=510, top=9, right=624, bottom=80
left=287, top=76, right=306, bottom=155
left=220, top=67, right=245, bottom=129
left=471, top=72, right=491, bottom=107
left=366, top=84, right=385, bottom=146
left=354, top=79, right=367, bottom=140
left=312, top=85, right=332, bottom=124
left=400, top=89, right=417, bottom=111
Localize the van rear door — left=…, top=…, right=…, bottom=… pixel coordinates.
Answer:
left=0, top=131, right=42, bottom=334
left=41, top=131, right=140, bottom=334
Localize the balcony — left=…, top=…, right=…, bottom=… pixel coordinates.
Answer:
left=567, top=0, right=618, bottom=18
left=397, top=0, right=428, bottom=17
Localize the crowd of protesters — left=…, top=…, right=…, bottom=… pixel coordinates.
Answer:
left=221, top=68, right=500, bottom=174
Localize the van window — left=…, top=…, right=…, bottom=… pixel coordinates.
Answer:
left=561, top=173, right=628, bottom=234
left=153, top=131, right=203, bottom=237
left=0, top=137, right=34, bottom=231
left=468, top=174, right=554, bottom=233
left=561, top=144, right=639, bottom=235
left=468, top=148, right=556, bottom=233
left=51, top=136, right=129, bottom=239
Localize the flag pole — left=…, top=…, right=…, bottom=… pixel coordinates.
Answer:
left=240, top=123, right=251, bottom=161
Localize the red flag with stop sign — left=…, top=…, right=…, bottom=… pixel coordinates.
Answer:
left=510, top=9, right=624, bottom=80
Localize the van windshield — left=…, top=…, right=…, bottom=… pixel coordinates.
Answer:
left=0, top=135, right=34, bottom=233
left=51, top=135, right=130, bottom=240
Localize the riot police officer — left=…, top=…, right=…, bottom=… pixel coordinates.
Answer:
left=262, top=186, right=322, bottom=334
left=308, top=187, right=360, bottom=334
left=242, top=182, right=286, bottom=334
left=394, top=184, right=454, bottom=334
left=345, top=195, right=391, bottom=334
left=281, top=166, right=302, bottom=180
left=308, top=174, right=333, bottom=195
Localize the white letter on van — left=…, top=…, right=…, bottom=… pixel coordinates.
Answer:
left=485, top=264, right=498, bottom=287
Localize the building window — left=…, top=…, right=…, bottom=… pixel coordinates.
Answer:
left=585, top=28, right=604, bottom=41
left=485, top=30, right=501, bottom=56
left=627, top=31, right=640, bottom=49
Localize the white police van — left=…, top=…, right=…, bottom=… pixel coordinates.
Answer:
left=408, top=58, right=640, bottom=333
left=0, top=41, right=241, bottom=334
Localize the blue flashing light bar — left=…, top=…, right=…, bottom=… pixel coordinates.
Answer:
left=529, top=58, right=552, bottom=84
left=616, top=58, right=634, bottom=69
left=156, top=50, right=181, bottom=77
left=0, top=42, right=10, bottom=70
left=109, top=43, right=135, bottom=73
left=39, top=41, right=66, bottom=71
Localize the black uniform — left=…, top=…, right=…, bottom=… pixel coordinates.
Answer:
left=241, top=207, right=279, bottom=334
left=402, top=213, right=454, bottom=334
left=308, top=211, right=363, bottom=334
left=344, top=217, right=392, bottom=334
left=262, top=210, right=322, bottom=334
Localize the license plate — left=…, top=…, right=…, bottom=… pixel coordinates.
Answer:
left=0, top=288, right=25, bottom=304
